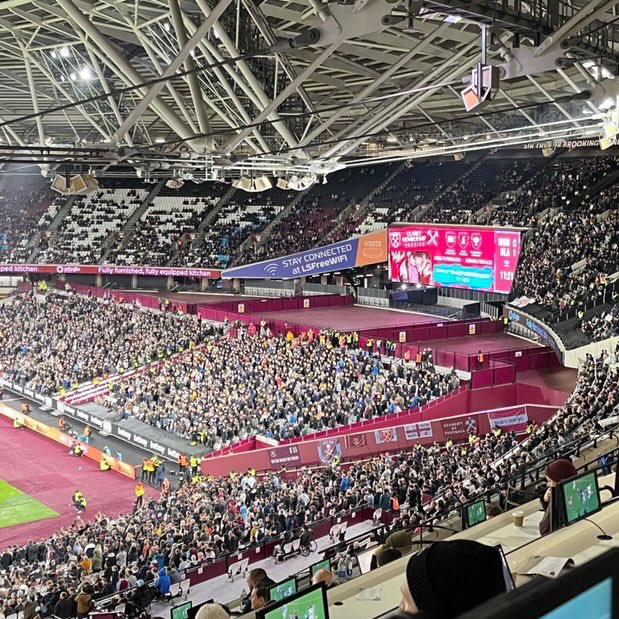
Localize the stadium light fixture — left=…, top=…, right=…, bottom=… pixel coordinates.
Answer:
left=51, top=50, right=57, bottom=59
left=59, top=46, right=70, bottom=57
left=603, top=121, right=618, bottom=140
left=79, top=66, right=92, bottom=80
left=232, top=176, right=253, bottom=192
left=69, top=72, right=77, bottom=81
left=600, top=135, right=615, bottom=150
left=600, top=97, right=616, bottom=111
left=253, top=176, right=273, bottom=192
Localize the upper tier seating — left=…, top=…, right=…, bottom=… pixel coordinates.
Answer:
left=109, top=195, right=217, bottom=266
left=240, top=164, right=398, bottom=263
left=38, top=189, right=147, bottom=264
left=174, top=189, right=295, bottom=268
left=354, top=160, right=469, bottom=234
left=511, top=185, right=619, bottom=313
left=422, top=159, right=538, bottom=223
left=0, top=175, right=58, bottom=262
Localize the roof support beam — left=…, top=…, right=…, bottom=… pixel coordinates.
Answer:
left=297, top=21, right=451, bottom=148
left=526, top=74, right=580, bottom=128
left=536, top=0, right=617, bottom=57
left=85, top=48, right=134, bottom=148
left=194, top=0, right=300, bottom=150
left=323, top=39, right=478, bottom=159
left=180, top=16, right=269, bottom=153
left=51, top=0, right=199, bottom=149
left=241, top=0, right=318, bottom=118
left=26, top=51, right=113, bottom=142
left=21, top=52, right=45, bottom=145
left=168, top=0, right=213, bottom=150
left=220, top=42, right=340, bottom=154
left=106, top=0, right=232, bottom=149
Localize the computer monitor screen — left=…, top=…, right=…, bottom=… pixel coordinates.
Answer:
left=540, top=577, right=612, bottom=619
left=268, top=577, right=297, bottom=602
left=495, top=545, right=515, bottom=592
left=455, top=548, right=619, bottom=619
left=356, top=547, right=375, bottom=575
left=560, top=470, right=601, bottom=526
left=465, top=499, right=486, bottom=528
left=310, top=558, right=331, bottom=578
left=186, top=600, right=214, bottom=619
left=258, top=583, right=329, bottom=619
left=170, top=601, right=192, bottom=619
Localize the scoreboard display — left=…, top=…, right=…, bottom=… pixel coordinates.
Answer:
left=388, top=224, right=522, bottom=294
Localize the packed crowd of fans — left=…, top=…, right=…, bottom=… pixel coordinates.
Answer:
left=2, top=349, right=617, bottom=617
left=239, top=165, right=397, bottom=264
left=0, top=175, right=58, bottom=263
left=511, top=198, right=619, bottom=313
left=422, top=159, right=536, bottom=224
left=101, top=332, right=461, bottom=441
left=0, top=291, right=213, bottom=395
left=582, top=301, right=619, bottom=342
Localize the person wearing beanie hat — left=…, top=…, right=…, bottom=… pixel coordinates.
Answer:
left=399, top=540, right=506, bottom=618
left=539, top=458, right=577, bottom=536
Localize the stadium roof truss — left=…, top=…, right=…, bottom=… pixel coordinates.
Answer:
left=0, top=0, right=618, bottom=179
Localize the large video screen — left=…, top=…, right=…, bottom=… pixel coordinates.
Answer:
left=388, top=225, right=521, bottom=294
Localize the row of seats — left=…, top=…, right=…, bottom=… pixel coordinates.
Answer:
left=108, top=195, right=218, bottom=266
left=37, top=189, right=147, bottom=264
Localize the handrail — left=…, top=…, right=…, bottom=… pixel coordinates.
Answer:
left=504, top=429, right=619, bottom=505
left=92, top=503, right=373, bottom=609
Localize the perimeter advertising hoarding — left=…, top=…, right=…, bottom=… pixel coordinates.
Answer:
left=0, top=403, right=135, bottom=479
left=504, top=306, right=564, bottom=356
left=222, top=230, right=387, bottom=280
left=388, top=225, right=521, bottom=294
left=0, top=263, right=220, bottom=279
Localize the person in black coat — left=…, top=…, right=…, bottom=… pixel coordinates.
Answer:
left=53, top=592, right=75, bottom=619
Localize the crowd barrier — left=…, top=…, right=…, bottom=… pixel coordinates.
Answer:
left=0, top=402, right=135, bottom=479
left=54, top=282, right=196, bottom=315
left=2, top=377, right=186, bottom=461
left=198, top=293, right=352, bottom=317
left=358, top=317, right=501, bottom=343
left=63, top=342, right=210, bottom=406
left=470, top=360, right=516, bottom=388
left=201, top=386, right=470, bottom=462
left=360, top=333, right=558, bottom=373
left=200, top=404, right=556, bottom=478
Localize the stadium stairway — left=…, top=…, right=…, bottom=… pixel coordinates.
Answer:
left=29, top=195, right=76, bottom=260
left=230, top=190, right=308, bottom=266
left=326, top=162, right=408, bottom=241
left=101, top=180, right=164, bottom=261
left=185, top=185, right=238, bottom=255
left=581, top=166, right=619, bottom=205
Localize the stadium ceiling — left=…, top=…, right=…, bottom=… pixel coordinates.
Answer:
left=0, top=0, right=618, bottom=180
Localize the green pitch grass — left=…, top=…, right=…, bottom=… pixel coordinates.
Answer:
left=0, top=480, right=58, bottom=528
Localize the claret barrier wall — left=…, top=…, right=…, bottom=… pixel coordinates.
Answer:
left=200, top=400, right=558, bottom=478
